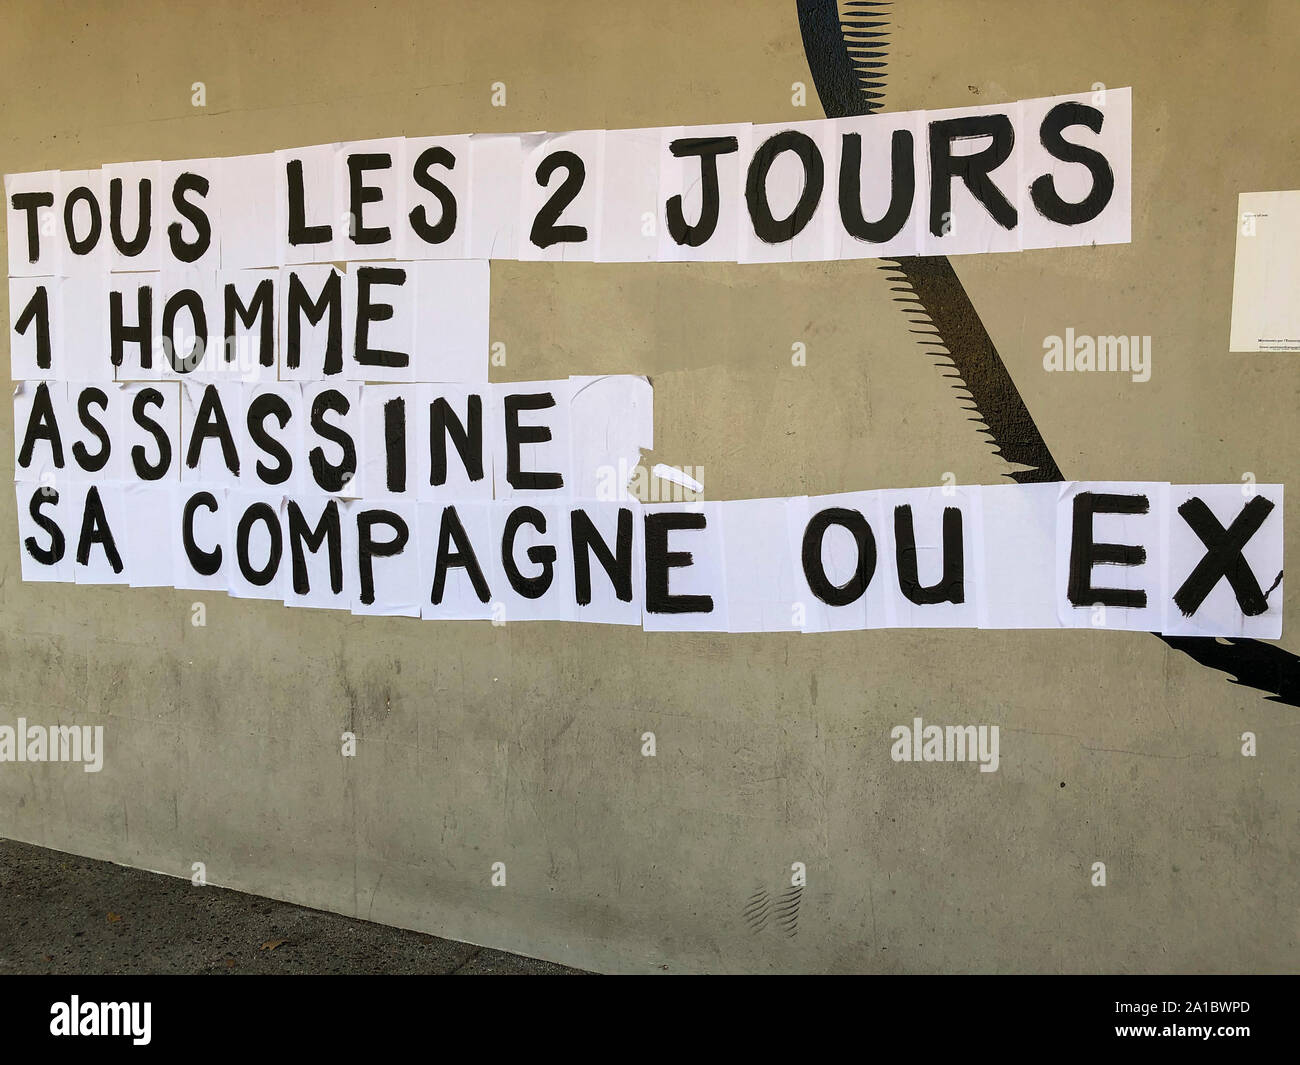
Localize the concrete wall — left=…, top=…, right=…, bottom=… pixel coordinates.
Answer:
left=2, top=0, right=1296, bottom=973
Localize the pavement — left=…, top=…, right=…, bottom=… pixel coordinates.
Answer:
left=0, top=837, right=587, bottom=975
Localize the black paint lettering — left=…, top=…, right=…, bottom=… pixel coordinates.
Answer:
left=666, top=136, right=739, bottom=247
left=286, top=158, right=331, bottom=246
left=10, top=191, right=53, bottom=263
left=161, top=288, right=207, bottom=373
left=14, top=285, right=51, bottom=370
left=71, top=387, right=111, bottom=474
left=894, top=505, right=965, bottom=605
left=130, top=387, right=172, bottom=480
left=430, top=394, right=483, bottom=486
left=571, top=507, right=633, bottom=605
left=839, top=128, right=915, bottom=243
left=356, top=508, right=409, bottom=606
left=287, top=498, right=344, bottom=596
left=168, top=171, right=212, bottom=262
left=503, top=392, right=562, bottom=491
left=108, top=177, right=152, bottom=257
left=246, top=392, right=292, bottom=486
left=383, top=396, right=406, bottom=493
left=76, top=485, right=123, bottom=573
left=529, top=150, right=587, bottom=249
left=110, top=284, right=153, bottom=369
left=185, top=384, right=240, bottom=476
left=408, top=145, right=458, bottom=245
left=18, top=382, right=64, bottom=471
left=224, top=277, right=275, bottom=368
left=1067, top=492, right=1148, bottom=609
left=928, top=114, right=1017, bottom=236
left=801, top=507, right=876, bottom=606
left=745, top=130, right=824, bottom=244
left=501, top=506, right=555, bottom=598
left=64, top=185, right=102, bottom=256
left=24, top=487, right=65, bottom=566
left=308, top=389, right=356, bottom=492
left=1174, top=496, right=1274, bottom=618
left=236, top=502, right=283, bottom=586
left=182, top=491, right=222, bottom=576
left=347, top=152, right=392, bottom=246
left=644, top=510, right=713, bottom=614
left=1030, top=102, right=1115, bottom=225
left=286, top=270, right=342, bottom=375
left=431, top=505, right=490, bottom=604
left=354, top=266, right=408, bottom=368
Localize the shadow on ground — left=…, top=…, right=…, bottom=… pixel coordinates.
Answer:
left=0, top=838, right=588, bottom=975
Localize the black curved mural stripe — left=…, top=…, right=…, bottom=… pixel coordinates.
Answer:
left=795, top=0, right=1300, bottom=705
left=795, top=0, right=888, bottom=117
left=879, top=256, right=1064, bottom=481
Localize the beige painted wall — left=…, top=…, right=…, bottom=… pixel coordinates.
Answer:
left=1, top=0, right=1296, bottom=972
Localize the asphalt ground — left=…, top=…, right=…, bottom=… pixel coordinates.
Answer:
left=0, top=837, right=586, bottom=975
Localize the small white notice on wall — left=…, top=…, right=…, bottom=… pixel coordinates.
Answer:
left=1229, top=190, right=1300, bottom=352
